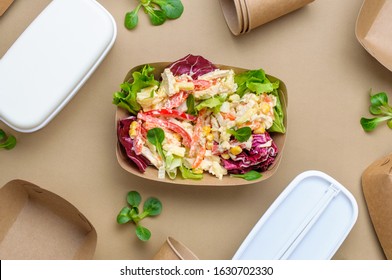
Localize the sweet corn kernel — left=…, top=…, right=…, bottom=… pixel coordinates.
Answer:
left=206, top=133, right=214, bottom=142
left=202, top=125, right=211, bottom=136
left=129, top=121, right=138, bottom=138
left=261, top=103, right=270, bottom=114
left=206, top=141, right=213, bottom=150
left=221, top=153, right=230, bottom=159
left=172, top=133, right=182, bottom=142
left=230, top=146, right=242, bottom=156
left=192, top=168, right=203, bottom=174
left=254, top=125, right=266, bottom=134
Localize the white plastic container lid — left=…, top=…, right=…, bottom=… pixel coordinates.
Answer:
left=0, top=0, right=116, bottom=132
left=233, top=170, right=358, bottom=260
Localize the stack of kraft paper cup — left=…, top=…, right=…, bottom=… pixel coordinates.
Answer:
left=219, top=0, right=315, bottom=35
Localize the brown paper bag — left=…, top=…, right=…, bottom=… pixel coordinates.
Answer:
left=362, top=153, right=392, bottom=259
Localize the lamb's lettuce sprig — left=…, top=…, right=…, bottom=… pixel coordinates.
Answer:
left=0, top=129, right=16, bottom=150
left=117, top=191, right=162, bottom=241
left=124, top=0, right=184, bottom=30
left=361, top=91, right=392, bottom=132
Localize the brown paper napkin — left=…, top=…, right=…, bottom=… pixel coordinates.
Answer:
left=0, top=0, right=14, bottom=16
left=362, top=153, right=392, bottom=259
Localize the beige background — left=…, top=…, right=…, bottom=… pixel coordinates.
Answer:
left=0, top=0, right=390, bottom=260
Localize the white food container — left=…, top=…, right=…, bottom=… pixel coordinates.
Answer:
left=0, top=0, right=116, bottom=132
left=233, top=170, right=358, bottom=260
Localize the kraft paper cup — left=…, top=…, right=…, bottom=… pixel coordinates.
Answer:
left=220, top=0, right=314, bottom=35
left=246, top=0, right=315, bottom=30
left=239, top=0, right=249, bottom=33
left=219, top=0, right=244, bottom=35
left=153, top=237, right=199, bottom=260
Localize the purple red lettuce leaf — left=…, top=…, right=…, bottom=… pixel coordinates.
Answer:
left=117, top=116, right=150, bottom=172
left=221, top=132, right=278, bottom=174
left=168, top=54, right=217, bottom=79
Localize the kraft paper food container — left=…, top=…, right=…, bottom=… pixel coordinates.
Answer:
left=152, top=237, right=199, bottom=260
left=361, top=153, right=392, bottom=259
left=115, top=62, right=288, bottom=186
left=355, top=0, right=392, bottom=72
left=0, top=179, right=97, bottom=260
left=233, top=171, right=358, bottom=260
left=0, top=0, right=14, bottom=16
left=0, top=0, right=116, bottom=133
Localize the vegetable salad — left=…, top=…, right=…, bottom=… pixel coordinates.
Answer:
left=114, top=55, right=285, bottom=180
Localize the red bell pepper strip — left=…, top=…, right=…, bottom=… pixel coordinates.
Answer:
left=138, top=112, right=192, bottom=148
left=164, top=90, right=189, bottom=109
left=143, top=109, right=197, bottom=122
left=192, top=79, right=211, bottom=91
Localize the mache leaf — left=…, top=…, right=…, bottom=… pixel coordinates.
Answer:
left=143, top=197, right=163, bottom=216
left=136, top=225, right=151, bottom=241
left=124, top=9, right=139, bottom=30
left=127, top=191, right=142, bottom=208
left=152, top=0, right=184, bottom=19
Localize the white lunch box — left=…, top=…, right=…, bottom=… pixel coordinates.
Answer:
left=233, top=170, right=358, bottom=260
left=0, top=0, right=116, bottom=132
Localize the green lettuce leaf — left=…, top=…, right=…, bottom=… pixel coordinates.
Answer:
left=179, top=165, right=203, bottom=180
left=235, top=69, right=285, bottom=133
left=113, top=65, right=159, bottom=115
left=195, top=95, right=226, bottom=113
left=269, top=88, right=285, bottom=133
left=235, top=69, right=279, bottom=96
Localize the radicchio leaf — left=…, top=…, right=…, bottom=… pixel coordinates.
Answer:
left=117, top=117, right=150, bottom=172
left=222, top=132, right=278, bottom=174
left=168, top=54, right=217, bottom=79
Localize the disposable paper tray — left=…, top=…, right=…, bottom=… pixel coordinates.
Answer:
left=233, top=170, right=358, bottom=260
left=0, top=179, right=97, bottom=259
left=0, top=0, right=116, bottom=132
left=116, top=62, right=288, bottom=186
left=356, top=0, right=392, bottom=72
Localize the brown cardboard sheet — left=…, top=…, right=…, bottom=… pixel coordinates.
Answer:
left=0, top=180, right=97, bottom=259
left=0, top=0, right=391, bottom=260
